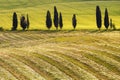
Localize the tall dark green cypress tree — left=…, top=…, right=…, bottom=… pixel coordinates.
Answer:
left=104, top=8, right=109, bottom=30
left=53, top=6, right=58, bottom=30
left=20, top=15, right=27, bottom=30
left=96, top=6, right=102, bottom=30
left=59, top=12, right=63, bottom=29
left=12, top=12, right=18, bottom=31
left=26, top=14, right=30, bottom=30
left=72, top=14, right=77, bottom=29
left=46, top=10, right=52, bottom=30
left=110, top=18, right=112, bottom=29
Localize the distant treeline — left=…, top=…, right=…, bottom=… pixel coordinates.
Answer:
left=9, top=6, right=116, bottom=31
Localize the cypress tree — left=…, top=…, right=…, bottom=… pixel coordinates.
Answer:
left=72, top=14, right=77, bottom=29
left=54, top=6, right=58, bottom=30
left=96, top=6, right=102, bottom=30
left=46, top=10, right=52, bottom=30
left=20, top=15, right=27, bottom=30
left=26, top=14, right=30, bottom=30
left=110, top=18, right=112, bottom=29
left=104, top=8, right=109, bottom=30
left=12, top=12, right=18, bottom=31
left=59, top=12, right=63, bottom=30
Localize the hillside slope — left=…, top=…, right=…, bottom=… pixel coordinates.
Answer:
left=0, top=0, right=119, bottom=9
left=0, top=30, right=120, bottom=80
left=0, top=0, right=120, bottom=30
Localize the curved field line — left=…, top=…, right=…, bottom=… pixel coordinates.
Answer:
left=3, top=33, right=30, bottom=41
left=5, top=33, right=27, bottom=41
left=88, top=47, right=120, bottom=63
left=82, top=53, right=120, bottom=76
left=8, top=32, right=46, bottom=41
left=46, top=50, right=109, bottom=80
left=0, top=34, right=12, bottom=42
left=65, top=43, right=120, bottom=62
left=35, top=50, right=98, bottom=80
left=96, top=43, right=120, bottom=52
left=1, top=32, right=42, bottom=43
left=32, top=52, right=83, bottom=80
left=0, top=57, right=30, bottom=80
left=28, top=55, right=73, bottom=80
left=0, top=66, right=17, bottom=80
left=17, top=34, right=35, bottom=40
left=10, top=48, right=81, bottom=79
left=9, top=54, right=53, bottom=80
left=18, top=43, right=120, bottom=80
left=3, top=33, right=21, bottom=42
left=0, top=31, right=120, bottom=80
left=95, top=44, right=120, bottom=54
left=5, top=48, right=97, bottom=80
left=9, top=52, right=73, bottom=80
left=45, top=44, right=120, bottom=79
left=40, top=51, right=99, bottom=80
left=0, top=37, right=8, bottom=42
left=3, top=54, right=46, bottom=80
left=66, top=46, right=120, bottom=72
left=7, top=49, right=74, bottom=80
left=70, top=44, right=120, bottom=62
left=21, top=33, right=46, bottom=40
left=2, top=32, right=43, bottom=42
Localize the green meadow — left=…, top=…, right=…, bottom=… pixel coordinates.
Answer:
left=0, top=0, right=120, bottom=30
left=0, top=0, right=120, bottom=80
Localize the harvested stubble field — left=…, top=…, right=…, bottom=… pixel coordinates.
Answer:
left=0, top=30, right=120, bottom=80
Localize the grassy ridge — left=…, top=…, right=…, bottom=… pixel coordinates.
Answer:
left=0, top=1, right=120, bottom=30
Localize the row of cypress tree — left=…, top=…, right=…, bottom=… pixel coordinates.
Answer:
left=46, top=6, right=77, bottom=30
left=12, top=12, right=30, bottom=31
left=12, top=6, right=77, bottom=31
left=12, top=6, right=115, bottom=31
left=96, top=5, right=116, bottom=30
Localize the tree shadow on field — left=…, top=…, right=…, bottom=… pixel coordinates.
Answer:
left=2, top=29, right=78, bottom=35
left=89, top=29, right=120, bottom=33
left=90, top=30, right=110, bottom=33
left=62, top=29, right=79, bottom=33
left=115, top=29, right=120, bottom=31
left=40, top=30, right=60, bottom=34
left=2, top=28, right=120, bottom=35
left=30, top=29, right=79, bottom=33
left=27, top=29, right=63, bottom=34
left=89, top=30, right=99, bottom=33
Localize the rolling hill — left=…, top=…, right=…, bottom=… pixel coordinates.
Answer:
left=0, top=0, right=120, bottom=30
left=0, top=30, right=120, bottom=80
left=0, top=0, right=120, bottom=80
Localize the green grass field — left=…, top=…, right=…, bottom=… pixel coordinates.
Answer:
left=0, top=0, right=120, bottom=30
left=0, top=0, right=120, bottom=80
